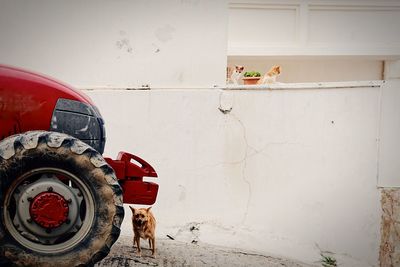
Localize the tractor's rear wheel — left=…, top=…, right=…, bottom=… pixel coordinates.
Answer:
left=0, top=131, right=124, bottom=267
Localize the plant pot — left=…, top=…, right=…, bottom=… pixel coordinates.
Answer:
left=242, top=77, right=261, bottom=85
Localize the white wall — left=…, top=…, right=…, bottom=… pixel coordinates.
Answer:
left=228, top=0, right=400, bottom=56
left=0, top=0, right=228, bottom=88
left=86, top=82, right=382, bottom=267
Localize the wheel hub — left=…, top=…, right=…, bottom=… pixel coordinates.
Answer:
left=30, top=192, right=69, bottom=229
left=12, top=175, right=83, bottom=244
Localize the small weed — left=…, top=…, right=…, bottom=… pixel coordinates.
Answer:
left=320, top=253, right=337, bottom=267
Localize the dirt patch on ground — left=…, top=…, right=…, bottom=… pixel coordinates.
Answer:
left=95, top=235, right=312, bottom=267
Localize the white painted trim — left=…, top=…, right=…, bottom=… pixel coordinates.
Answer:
left=308, top=1, right=400, bottom=11
left=79, top=80, right=384, bottom=91
left=228, top=45, right=400, bottom=57
left=224, top=80, right=384, bottom=90
left=229, top=3, right=299, bottom=10
left=230, top=1, right=400, bottom=11
left=230, top=0, right=400, bottom=8
left=79, top=87, right=218, bottom=91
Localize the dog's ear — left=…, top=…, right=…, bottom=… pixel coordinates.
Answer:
left=146, top=206, right=152, bottom=212
left=129, top=206, right=135, bottom=214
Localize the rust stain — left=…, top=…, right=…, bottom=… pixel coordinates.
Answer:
left=380, top=189, right=400, bottom=267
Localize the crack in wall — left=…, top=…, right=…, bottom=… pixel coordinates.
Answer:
left=184, top=141, right=302, bottom=173
left=229, top=113, right=252, bottom=225
left=216, top=91, right=264, bottom=225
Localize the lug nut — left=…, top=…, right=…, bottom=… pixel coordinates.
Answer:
left=27, top=218, right=33, bottom=223
left=67, top=198, right=72, bottom=204
left=65, top=219, right=71, bottom=224
left=47, top=186, right=53, bottom=192
left=27, top=197, right=33, bottom=202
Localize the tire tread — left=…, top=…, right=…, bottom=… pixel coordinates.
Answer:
left=0, top=131, right=124, bottom=266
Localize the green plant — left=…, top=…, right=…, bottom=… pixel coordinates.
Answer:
left=320, top=253, right=337, bottom=267
left=243, top=71, right=261, bottom=77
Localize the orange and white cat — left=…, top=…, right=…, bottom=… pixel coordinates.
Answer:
left=227, top=65, right=244, bottom=85
left=257, top=65, right=281, bottom=84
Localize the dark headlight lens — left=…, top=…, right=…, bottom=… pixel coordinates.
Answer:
left=50, top=98, right=106, bottom=154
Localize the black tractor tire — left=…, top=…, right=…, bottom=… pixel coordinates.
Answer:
left=0, top=131, right=124, bottom=267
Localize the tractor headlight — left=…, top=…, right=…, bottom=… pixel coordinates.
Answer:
left=50, top=98, right=106, bottom=154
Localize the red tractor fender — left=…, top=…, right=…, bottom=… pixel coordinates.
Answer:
left=105, top=152, right=159, bottom=205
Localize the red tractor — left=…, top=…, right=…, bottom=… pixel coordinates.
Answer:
left=0, top=65, right=159, bottom=266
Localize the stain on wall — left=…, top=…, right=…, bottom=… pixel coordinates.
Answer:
left=155, top=24, right=175, bottom=43
left=380, top=189, right=400, bottom=267
left=116, top=31, right=133, bottom=53
left=116, top=39, right=133, bottom=53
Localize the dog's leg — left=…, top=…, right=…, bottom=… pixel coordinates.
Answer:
left=135, top=236, right=141, bottom=257
left=148, top=239, right=152, bottom=249
left=150, top=237, right=156, bottom=257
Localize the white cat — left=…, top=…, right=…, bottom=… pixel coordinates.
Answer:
left=227, top=65, right=244, bottom=85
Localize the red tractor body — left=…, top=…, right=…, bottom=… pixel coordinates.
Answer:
left=0, top=64, right=94, bottom=139
left=0, top=64, right=158, bottom=205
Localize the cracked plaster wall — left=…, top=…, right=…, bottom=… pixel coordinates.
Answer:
left=87, top=86, right=381, bottom=267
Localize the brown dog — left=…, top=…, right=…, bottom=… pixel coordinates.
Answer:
left=129, top=206, right=156, bottom=257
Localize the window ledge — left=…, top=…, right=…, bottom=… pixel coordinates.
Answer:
left=224, top=80, right=384, bottom=90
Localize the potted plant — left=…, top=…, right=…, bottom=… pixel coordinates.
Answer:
left=242, top=71, right=261, bottom=85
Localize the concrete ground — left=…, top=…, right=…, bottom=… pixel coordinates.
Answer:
left=95, top=235, right=314, bottom=267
